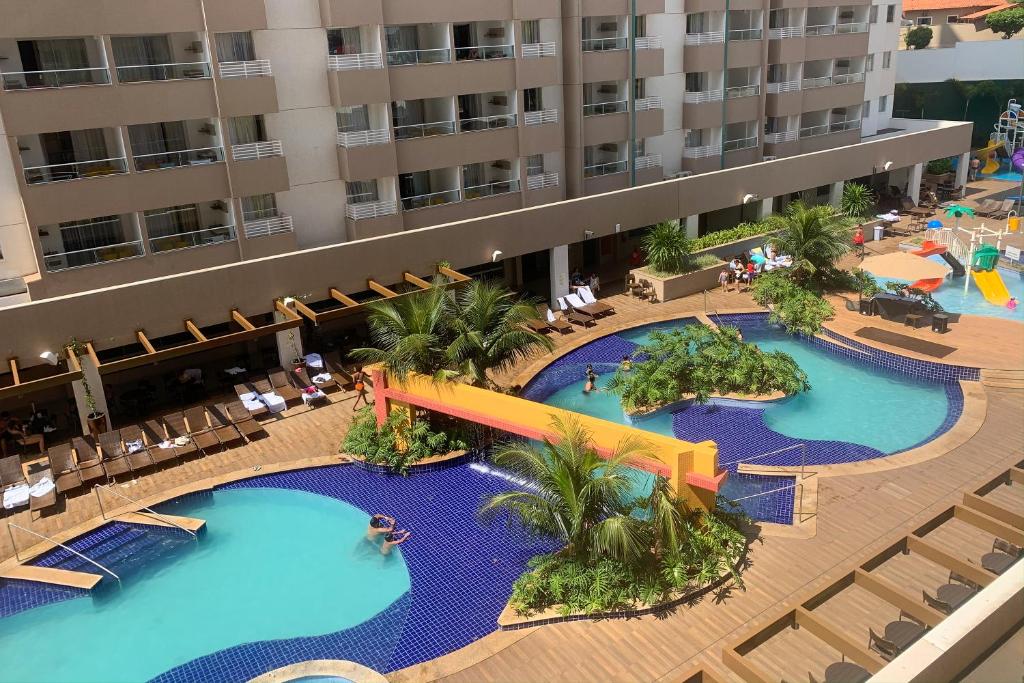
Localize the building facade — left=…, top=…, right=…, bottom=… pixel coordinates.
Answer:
left=0, top=0, right=903, bottom=302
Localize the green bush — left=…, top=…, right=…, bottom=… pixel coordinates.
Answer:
left=905, top=25, right=933, bottom=49
left=643, top=221, right=692, bottom=275
left=690, top=222, right=775, bottom=252
left=750, top=270, right=835, bottom=336
left=986, top=5, right=1024, bottom=38
left=840, top=182, right=876, bottom=220
left=342, top=406, right=468, bottom=474
left=926, top=158, right=954, bottom=175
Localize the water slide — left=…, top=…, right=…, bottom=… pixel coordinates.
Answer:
left=976, top=141, right=1005, bottom=175
left=972, top=269, right=1011, bottom=306
left=1014, top=147, right=1024, bottom=173
left=908, top=242, right=955, bottom=291
left=912, top=241, right=946, bottom=258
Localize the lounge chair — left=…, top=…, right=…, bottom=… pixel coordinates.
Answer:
left=0, top=455, right=26, bottom=488
left=161, top=413, right=200, bottom=460
left=988, top=199, right=1014, bottom=220
left=565, top=292, right=606, bottom=318
left=47, top=442, right=83, bottom=494
left=578, top=286, right=615, bottom=316
left=268, top=367, right=302, bottom=405
left=28, top=467, right=57, bottom=517
left=545, top=308, right=574, bottom=334
left=223, top=401, right=266, bottom=441
left=141, top=419, right=179, bottom=466
left=234, top=383, right=269, bottom=418
left=182, top=406, right=221, bottom=452
left=525, top=317, right=554, bottom=334
left=304, top=359, right=338, bottom=392
left=206, top=404, right=243, bottom=447
left=975, top=199, right=1001, bottom=216
left=71, top=436, right=106, bottom=484
left=119, top=425, right=155, bottom=473
left=557, top=297, right=596, bottom=327
left=324, top=351, right=355, bottom=389
left=97, top=430, right=132, bottom=480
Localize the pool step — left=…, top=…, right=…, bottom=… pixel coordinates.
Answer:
left=1, top=565, right=103, bottom=590
left=980, top=369, right=1024, bottom=390
left=115, top=511, right=206, bottom=533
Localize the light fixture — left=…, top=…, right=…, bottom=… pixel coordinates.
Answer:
left=614, top=223, right=621, bottom=233
left=491, top=250, right=503, bottom=262
left=282, top=297, right=295, bottom=306
left=39, top=351, right=59, bottom=366
left=883, top=161, right=893, bottom=171
left=583, top=230, right=595, bottom=240
left=742, top=193, right=760, bottom=204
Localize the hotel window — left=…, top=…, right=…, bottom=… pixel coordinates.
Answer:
left=346, top=180, right=380, bottom=204
left=886, top=4, right=896, bottom=21
left=865, top=54, right=874, bottom=71
left=878, top=95, right=888, bottom=112
left=882, top=51, right=892, bottom=68
left=215, top=32, right=255, bottom=62
left=526, top=154, right=545, bottom=176
left=863, top=100, right=871, bottom=116
left=684, top=128, right=705, bottom=147
left=916, top=16, right=932, bottom=24
left=869, top=5, right=878, bottom=22
left=946, top=15, right=959, bottom=22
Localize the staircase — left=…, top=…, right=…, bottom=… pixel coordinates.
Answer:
left=30, top=522, right=193, bottom=579
left=980, top=368, right=1024, bottom=390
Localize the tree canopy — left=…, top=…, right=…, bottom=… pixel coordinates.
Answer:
left=986, top=5, right=1024, bottom=38
left=904, top=25, right=933, bottom=49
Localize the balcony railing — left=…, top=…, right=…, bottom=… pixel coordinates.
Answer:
left=723, top=135, right=758, bottom=152
left=635, top=96, right=663, bottom=111
left=832, top=72, right=866, bottom=85
left=728, top=28, right=763, bottom=41
left=764, top=130, right=799, bottom=143
left=23, top=157, right=128, bottom=185
left=683, top=89, right=724, bottom=103
left=684, top=31, right=725, bottom=45
left=521, top=42, right=557, bottom=58
left=799, top=123, right=830, bottom=138
left=524, top=109, right=559, bottom=126
left=805, top=24, right=836, bottom=36
left=769, top=26, right=804, bottom=39
left=583, top=100, right=627, bottom=116
left=401, top=189, right=461, bottom=211
left=133, top=146, right=224, bottom=171
left=116, top=62, right=211, bottom=83
left=243, top=214, right=293, bottom=239
left=44, top=239, right=144, bottom=272
left=337, top=128, right=391, bottom=147
left=231, top=140, right=283, bottom=161
left=218, top=60, right=272, bottom=78
left=801, top=75, right=832, bottom=89
left=328, top=53, right=383, bottom=71
left=635, top=36, right=663, bottom=49
left=526, top=172, right=559, bottom=190
left=386, top=48, right=451, bottom=67
left=582, top=36, right=627, bottom=51
left=149, top=225, right=236, bottom=254
left=346, top=200, right=398, bottom=220
left=393, top=120, right=456, bottom=140
left=830, top=118, right=862, bottom=133
left=836, top=22, right=869, bottom=33
left=584, top=160, right=627, bottom=178
left=460, top=113, right=517, bottom=132
left=726, top=84, right=760, bottom=99
left=683, top=143, right=721, bottom=158
left=767, top=80, right=801, bottom=93
left=1, top=67, right=110, bottom=91
left=454, top=45, right=514, bottom=61
left=463, top=178, right=520, bottom=200
left=634, top=154, right=662, bottom=170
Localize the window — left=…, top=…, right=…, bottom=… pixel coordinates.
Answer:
left=916, top=16, right=932, bottom=24
left=685, top=72, right=705, bottom=91
left=523, top=87, right=543, bottom=112
left=869, top=5, right=878, bottom=22
left=521, top=20, right=540, bottom=44
left=346, top=180, right=379, bottom=204
left=685, top=128, right=705, bottom=147
left=878, top=95, right=888, bottom=112
left=946, top=14, right=959, bottom=22
left=865, top=54, right=875, bottom=71
left=686, top=13, right=706, bottom=33
left=864, top=100, right=871, bottom=116
left=886, top=4, right=896, bottom=21
left=215, top=32, right=255, bottom=62
left=882, top=51, right=892, bottom=68
left=241, top=194, right=277, bottom=221
left=526, top=154, right=544, bottom=176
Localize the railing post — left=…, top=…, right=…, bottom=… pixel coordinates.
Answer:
left=95, top=484, right=107, bottom=519
left=7, top=523, right=19, bottom=562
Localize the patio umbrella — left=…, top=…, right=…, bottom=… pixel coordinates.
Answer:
left=861, top=251, right=949, bottom=282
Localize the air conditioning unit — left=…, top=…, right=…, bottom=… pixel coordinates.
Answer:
left=764, top=155, right=777, bottom=161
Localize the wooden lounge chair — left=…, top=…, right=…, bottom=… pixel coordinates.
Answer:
left=525, top=317, right=554, bottom=334
left=975, top=199, right=1001, bottom=216
left=161, top=413, right=200, bottom=460
left=541, top=307, right=573, bottom=334
left=29, top=467, right=57, bottom=517
left=565, top=292, right=606, bottom=318
left=71, top=436, right=106, bottom=484
left=119, top=425, right=155, bottom=473
left=141, top=419, right=178, bottom=466
left=0, top=455, right=26, bottom=488
left=578, top=287, right=615, bottom=316
left=182, top=406, right=221, bottom=452
left=989, top=199, right=1014, bottom=220
left=268, top=367, right=302, bottom=404
left=223, top=401, right=266, bottom=441
left=305, top=359, right=338, bottom=392
left=233, top=382, right=270, bottom=418
left=558, top=297, right=596, bottom=327
left=97, top=430, right=132, bottom=480
left=206, top=404, right=243, bottom=447
left=47, top=442, right=83, bottom=494
left=324, top=351, right=356, bottom=389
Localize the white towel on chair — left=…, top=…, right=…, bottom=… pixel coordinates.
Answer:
left=556, top=297, right=569, bottom=311
left=312, top=372, right=332, bottom=384
left=546, top=308, right=558, bottom=323
left=261, top=392, right=287, bottom=413
left=238, top=391, right=258, bottom=402
left=3, top=484, right=30, bottom=510
left=579, top=286, right=597, bottom=304
left=29, top=477, right=55, bottom=499
left=565, top=293, right=588, bottom=309
left=242, top=398, right=264, bottom=412
left=304, top=353, right=324, bottom=369
left=125, top=439, right=144, bottom=454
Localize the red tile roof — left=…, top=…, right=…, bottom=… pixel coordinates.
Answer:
left=961, top=4, right=1012, bottom=18
left=904, top=0, right=1005, bottom=10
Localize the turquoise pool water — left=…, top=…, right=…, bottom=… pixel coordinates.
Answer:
left=0, top=489, right=410, bottom=683
left=541, top=321, right=949, bottom=454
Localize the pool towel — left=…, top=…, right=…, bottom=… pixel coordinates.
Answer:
left=242, top=397, right=264, bottom=412
left=29, top=477, right=55, bottom=499
left=159, top=440, right=175, bottom=450
left=304, top=353, right=324, bottom=369
left=125, top=439, right=145, bottom=454
left=312, top=372, right=332, bottom=384
left=3, top=484, right=30, bottom=510
left=224, top=366, right=247, bottom=376
left=261, top=392, right=287, bottom=413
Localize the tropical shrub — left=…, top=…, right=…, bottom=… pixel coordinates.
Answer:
left=606, top=324, right=809, bottom=412
left=883, top=281, right=944, bottom=312
left=840, top=182, right=876, bottom=220
left=751, top=270, right=835, bottom=336
left=643, top=221, right=692, bottom=275
left=986, top=5, right=1024, bottom=38
left=926, top=158, right=954, bottom=175
left=342, top=406, right=468, bottom=474
left=762, top=201, right=855, bottom=283
left=689, top=222, right=776, bottom=251
left=904, top=25, right=933, bottom=49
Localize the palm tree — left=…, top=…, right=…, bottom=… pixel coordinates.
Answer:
left=446, top=280, right=553, bottom=387
left=764, top=201, right=855, bottom=282
left=480, top=417, right=652, bottom=563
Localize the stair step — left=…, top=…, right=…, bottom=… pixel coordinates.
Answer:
left=33, top=525, right=139, bottom=570
left=982, top=380, right=1024, bottom=389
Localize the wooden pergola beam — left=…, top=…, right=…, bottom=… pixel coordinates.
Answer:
left=853, top=569, right=944, bottom=628
left=403, top=272, right=432, bottom=290
left=794, top=607, right=887, bottom=673
left=85, top=341, right=100, bottom=369
left=65, top=350, right=81, bottom=373
left=367, top=279, right=398, bottom=298
left=906, top=535, right=993, bottom=588
left=954, top=504, right=1024, bottom=545
left=8, top=358, right=19, bottom=386
left=136, top=330, right=156, bottom=355
left=438, top=265, right=470, bottom=282
left=290, top=299, right=319, bottom=322
left=1011, top=467, right=1024, bottom=484
left=185, top=319, right=207, bottom=342
left=274, top=298, right=302, bottom=320
left=231, top=309, right=256, bottom=331
left=329, top=288, right=360, bottom=308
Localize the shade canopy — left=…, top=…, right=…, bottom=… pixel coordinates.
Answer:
left=862, top=251, right=949, bottom=281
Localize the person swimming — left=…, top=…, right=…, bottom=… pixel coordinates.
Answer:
left=381, top=529, right=411, bottom=555
left=620, top=355, right=632, bottom=372
left=366, top=513, right=395, bottom=540
left=584, top=364, right=597, bottom=392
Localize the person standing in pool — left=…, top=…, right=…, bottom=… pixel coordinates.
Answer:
left=381, top=530, right=411, bottom=555
left=584, top=364, right=598, bottom=393
left=366, top=513, right=395, bottom=539
left=619, top=355, right=632, bottom=372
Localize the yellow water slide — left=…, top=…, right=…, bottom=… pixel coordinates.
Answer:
left=972, top=269, right=1011, bottom=306
left=975, top=141, right=1004, bottom=175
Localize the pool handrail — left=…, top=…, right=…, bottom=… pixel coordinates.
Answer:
left=93, top=483, right=199, bottom=540
left=737, top=442, right=809, bottom=480
left=6, top=522, right=122, bottom=585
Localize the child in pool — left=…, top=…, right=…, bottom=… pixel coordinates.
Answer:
left=584, top=364, right=597, bottom=392
left=620, top=356, right=632, bottom=372
left=1008, top=297, right=1018, bottom=312
left=381, top=530, right=411, bottom=555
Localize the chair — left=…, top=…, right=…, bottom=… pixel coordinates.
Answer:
left=234, top=383, right=269, bottom=418
left=182, top=407, right=221, bottom=452
left=268, top=367, right=302, bottom=405
left=899, top=197, right=918, bottom=214
left=306, top=362, right=338, bottom=392
left=71, top=436, right=106, bottom=484
left=544, top=308, right=574, bottom=334
left=625, top=273, right=643, bottom=297
left=868, top=628, right=901, bottom=661
left=97, top=430, right=132, bottom=480
left=141, top=419, right=178, bottom=466
left=29, top=467, right=57, bottom=517
left=324, top=351, right=354, bottom=389
left=161, top=413, right=200, bottom=460
left=525, top=317, right=554, bottom=334
left=557, top=297, right=595, bottom=327
left=578, top=286, right=615, bottom=316
left=989, top=199, right=1014, bottom=220
left=922, top=590, right=955, bottom=615
left=0, top=455, right=26, bottom=488
left=975, top=199, right=1001, bottom=216
left=47, top=442, right=83, bottom=494
left=205, top=404, right=243, bottom=447
left=119, top=425, right=155, bottom=473
left=223, top=401, right=266, bottom=441
left=639, top=279, right=658, bottom=303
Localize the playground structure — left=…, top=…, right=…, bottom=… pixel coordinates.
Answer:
left=930, top=222, right=1014, bottom=305
left=975, top=99, right=1022, bottom=175
left=909, top=241, right=961, bottom=291
left=369, top=367, right=725, bottom=510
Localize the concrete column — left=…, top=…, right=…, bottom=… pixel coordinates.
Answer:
left=72, top=352, right=110, bottom=436
left=274, top=299, right=304, bottom=367
left=955, top=151, right=970, bottom=190
left=549, top=244, right=569, bottom=307
left=757, top=196, right=774, bottom=220
left=908, top=163, right=924, bottom=205
left=684, top=215, right=699, bottom=239
left=828, top=181, right=844, bottom=208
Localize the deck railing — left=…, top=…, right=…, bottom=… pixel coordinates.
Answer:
left=454, top=44, right=514, bottom=61
left=337, top=128, right=391, bottom=147
left=244, top=214, right=294, bottom=239
left=218, top=60, right=272, bottom=78
left=521, top=42, right=557, bottom=58
left=581, top=36, right=628, bottom=51
left=149, top=225, right=236, bottom=253
left=684, top=31, right=725, bottom=45
left=116, top=62, right=211, bottom=83
left=231, top=140, right=283, bottom=161
left=459, top=113, right=517, bottom=132
left=400, top=189, right=461, bottom=211
left=583, top=100, right=627, bottom=116
left=526, top=172, right=559, bottom=190
left=1, top=66, right=110, bottom=90
left=133, top=146, right=224, bottom=171
left=683, top=89, right=724, bottom=103
left=23, top=157, right=128, bottom=184
left=524, top=109, right=559, bottom=126
left=328, top=53, right=383, bottom=70
left=386, top=48, right=451, bottom=67
left=345, top=200, right=398, bottom=220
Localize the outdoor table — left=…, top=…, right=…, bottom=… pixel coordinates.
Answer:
left=931, top=313, right=950, bottom=334
left=904, top=313, right=924, bottom=329
left=936, top=583, right=974, bottom=611
left=907, top=207, right=932, bottom=217
left=824, top=661, right=871, bottom=683
left=884, top=620, right=926, bottom=651
left=981, top=551, right=1017, bottom=575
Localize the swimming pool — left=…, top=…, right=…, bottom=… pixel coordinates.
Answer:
left=0, top=464, right=554, bottom=683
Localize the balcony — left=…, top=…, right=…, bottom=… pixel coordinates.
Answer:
left=1, top=67, right=110, bottom=91
left=683, top=143, right=721, bottom=159
left=723, top=135, right=758, bottom=152
left=327, top=53, right=389, bottom=106
left=526, top=172, right=559, bottom=190
left=582, top=37, right=627, bottom=52
left=401, top=188, right=461, bottom=211
left=801, top=75, right=832, bottom=90
left=328, top=53, right=384, bottom=71
left=231, top=140, right=283, bottom=161
left=346, top=200, right=399, bottom=220
left=454, top=45, right=514, bottom=62
left=337, top=129, right=391, bottom=147
left=584, top=160, right=627, bottom=178
left=769, top=26, right=804, bottom=39
left=583, top=100, right=627, bottom=117
left=243, top=212, right=294, bottom=239
left=521, top=42, right=556, bottom=58
left=386, top=48, right=451, bottom=67
left=684, top=32, right=725, bottom=45
left=836, top=22, right=869, bottom=33
left=635, top=36, right=663, bottom=50
left=635, top=96, right=663, bottom=111
left=459, top=114, right=517, bottom=133
left=805, top=24, right=836, bottom=36
left=683, top=90, right=724, bottom=103
left=767, top=80, right=801, bottom=93
left=728, top=28, right=763, bottom=41
left=116, top=62, right=211, bottom=84
left=44, top=240, right=144, bottom=273
left=463, top=178, right=520, bottom=200
left=634, top=154, right=662, bottom=170
left=393, top=121, right=456, bottom=140
left=23, top=157, right=128, bottom=185
left=218, top=60, right=271, bottom=78
left=764, top=130, right=799, bottom=143
left=832, top=72, right=866, bottom=85
left=726, top=84, right=760, bottom=99
left=149, top=225, right=236, bottom=254
left=133, top=146, right=225, bottom=172
left=524, top=109, right=559, bottom=126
